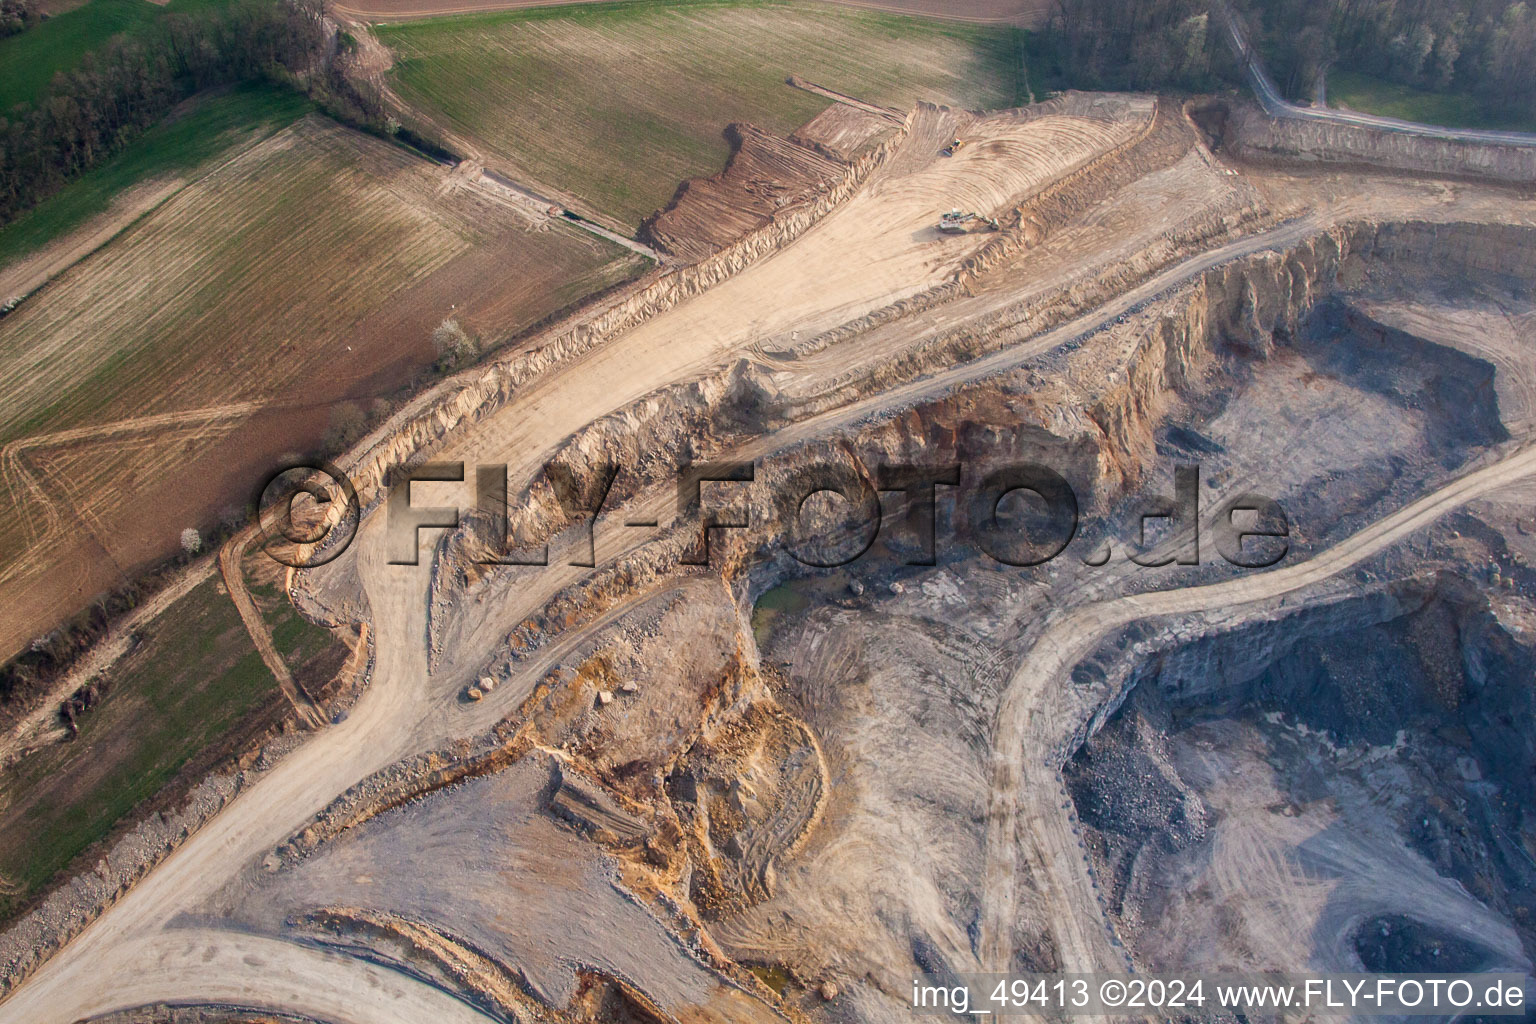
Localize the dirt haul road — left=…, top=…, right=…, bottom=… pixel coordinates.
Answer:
left=2, top=103, right=1532, bottom=1021
left=978, top=440, right=1536, bottom=975
left=0, top=99, right=1148, bottom=1024
left=12, top=437, right=1536, bottom=1024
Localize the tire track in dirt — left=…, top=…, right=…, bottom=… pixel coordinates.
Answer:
left=0, top=403, right=261, bottom=580
left=218, top=529, right=329, bottom=731
left=4, top=104, right=1531, bottom=1023
left=978, top=440, right=1536, bottom=975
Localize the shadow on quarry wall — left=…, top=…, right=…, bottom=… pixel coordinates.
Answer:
left=1294, top=296, right=1509, bottom=458
left=1188, top=98, right=1536, bottom=186
left=1067, top=575, right=1536, bottom=975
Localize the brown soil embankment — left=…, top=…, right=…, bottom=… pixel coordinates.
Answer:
left=322, top=114, right=913, bottom=540
left=641, top=124, right=846, bottom=263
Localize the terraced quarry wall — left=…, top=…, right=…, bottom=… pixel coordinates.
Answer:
left=253, top=215, right=1536, bottom=1022
left=329, top=116, right=912, bottom=533
left=1217, top=100, right=1536, bottom=184
left=417, top=217, right=1536, bottom=659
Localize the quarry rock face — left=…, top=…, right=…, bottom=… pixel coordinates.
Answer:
left=8, top=70, right=1536, bottom=1024
left=1222, top=101, right=1536, bottom=185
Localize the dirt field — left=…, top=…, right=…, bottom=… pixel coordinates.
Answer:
left=0, top=114, right=643, bottom=664
left=377, top=1, right=1023, bottom=230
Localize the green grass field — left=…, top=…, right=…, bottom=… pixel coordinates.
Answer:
left=0, top=578, right=279, bottom=918
left=0, top=561, right=354, bottom=922
left=0, top=0, right=160, bottom=111
left=243, top=550, right=351, bottom=693
left=378, top=0, right=1019, bottom=230
left=0, top=82, right=314, bottom=271
left=1329, top=70, right=1536, bottom=134
left=0, top=0, right=232, bottom=112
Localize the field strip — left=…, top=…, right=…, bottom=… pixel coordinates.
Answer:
left=333, top=0, right=1047, bottom=24
left=0, top=109, right=312, bottom=312
left=0, top=403, right=262, bottom=585
left=0, top=180, right=186, bottom=309
left=0, top=556, right=219, bottom=772
left=219, top=530, right=329, bottom=731
left=476, top=170, right=662, bottom=260
left=786, top=76, right=905, bottom=120
left=814, top=0, right=1049, bottom=24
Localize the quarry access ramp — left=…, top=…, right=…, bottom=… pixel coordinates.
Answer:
left=979, top=439, right=1536, bottom=974
left=6, top=94, right=1536, bottom=1024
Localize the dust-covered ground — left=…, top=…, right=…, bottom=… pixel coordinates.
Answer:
left=5, top=69, right=1536, bottom=1024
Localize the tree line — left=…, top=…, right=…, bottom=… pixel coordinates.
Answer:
left=1035, top=0, right=1536, bottom=122
left=1, top=0, right=36, bottom=38
left=0, top=0, right=326, bottom=227
left=1033, top=0, right=1235, bottom=93
left=1234, top=0, right=1536, bottom=117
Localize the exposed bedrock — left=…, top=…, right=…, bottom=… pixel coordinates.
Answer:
left=308, top=214, right=1536, bottom=1024
left=1197, top=99, right=1536, bottom=185
left=232, top=578, right=829, bottom=1022
left=260, top=198, right=1536, bottom=1024
left=1067, top=572, right=1536, bottom=976
left=424, top=218, right=1536, bottom=653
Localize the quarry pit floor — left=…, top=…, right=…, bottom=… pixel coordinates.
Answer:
left=4, top=93, right=1536, bottom=1024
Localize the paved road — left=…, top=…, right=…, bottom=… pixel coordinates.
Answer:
left=1213, top=0, right=1536, bottom=149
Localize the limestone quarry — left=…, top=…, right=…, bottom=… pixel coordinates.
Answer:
left=2, top=53, right=1536, bottom=1024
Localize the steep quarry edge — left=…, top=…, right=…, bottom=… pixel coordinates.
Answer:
left=427, top=219, right=1536, bottom=654
left=235, top=218, right=1535, bottom=1021
left=1197, top=98, right=1536, bottom=186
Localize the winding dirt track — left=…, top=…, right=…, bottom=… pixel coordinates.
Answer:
left=218, top=530, right=329, bottom=730
left=1, top=102, right=1532, bottom=1022
left=977, top=441, right=1536, bottom=974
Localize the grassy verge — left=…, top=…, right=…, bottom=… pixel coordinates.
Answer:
left=0, top=0, right=231, bottom=112
left=0, top=577, right=280, bottom=919
left=1328, top=70, right=1536, bottom=134
left=0, top=82, right=314, bottom=272
left=378, top=0, right=1016, bottom=231
left=242, top=549, right=352, bottom=698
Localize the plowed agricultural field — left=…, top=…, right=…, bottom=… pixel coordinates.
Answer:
left=0, top=114, right=643, bottom=662
left=377, top=0, right=1022, bottom=230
